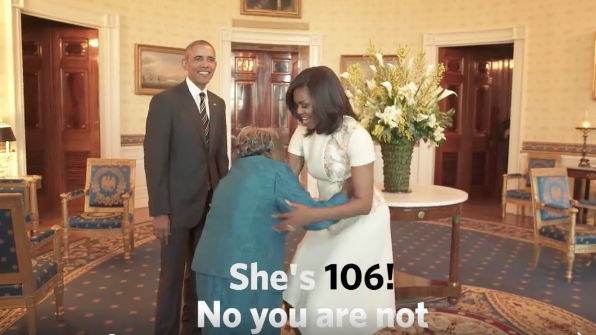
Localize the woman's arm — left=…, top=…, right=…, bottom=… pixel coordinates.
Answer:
left=287, top=126, right=306, bottom=176
left=274, top=126, right=377, bottom=227
left=305, top=162, right=374, bottom=223
left=287, top=153, right=304, bottom=176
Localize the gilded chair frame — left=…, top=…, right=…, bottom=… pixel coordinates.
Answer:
left=61, top=158, right=136, bottom=261
left=502, top=152, right=561, bottom=218
left=0, top=193, right=64, bottom=334
left=529, top=167, right=596, bottom=282
left=0, top=176, right=41, bottom=236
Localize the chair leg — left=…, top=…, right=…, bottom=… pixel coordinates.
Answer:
left=129, top=229, right=135, bottom=250
left=122, top=234, right=131, bottom=260
left=25, top=302, right=36, bottom=335
left=54, top=278, right=65, bottom=320
left=501, top=200, right=507, bottom=218
left=521, top=206, right=525, bottom=219
left=85, top=238, right=91, bottom=257
left=531, top=242, right=541, bottom=269
left=565, top=251, right=575, bottom=282
left=62, top=232, right=70, bottom=262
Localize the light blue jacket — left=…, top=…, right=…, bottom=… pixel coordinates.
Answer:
left=191, top=155, right=348, bottom=281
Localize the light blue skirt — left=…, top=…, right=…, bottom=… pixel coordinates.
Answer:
left=196, top=273, right=283, bottom=335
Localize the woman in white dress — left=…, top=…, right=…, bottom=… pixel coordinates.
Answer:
left=276, top=66, right=395, bottom=335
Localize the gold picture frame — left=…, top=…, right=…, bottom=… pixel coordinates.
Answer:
left=240, top=0, right=301, bottom=19
left=592, top=31, right=596, bottom=100
left=340, top=55, right=397, bottom=81
left=135, top=44, right=186, bottom=95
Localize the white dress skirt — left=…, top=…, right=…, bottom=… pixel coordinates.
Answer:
left=284, top=117, right=395, bottom=335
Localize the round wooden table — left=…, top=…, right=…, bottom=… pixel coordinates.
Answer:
left=379, top=183, right=468, bottom=304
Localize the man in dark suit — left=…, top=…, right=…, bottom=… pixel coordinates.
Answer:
left=144, top=39, right=228, bottom=335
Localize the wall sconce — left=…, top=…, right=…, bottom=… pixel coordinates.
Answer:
left=0, top=119, right=17, bottom=177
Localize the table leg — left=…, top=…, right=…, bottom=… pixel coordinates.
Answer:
left=575, top=178, right=587, bottom=224
left=447, top=206, right=462, bottom=304
left=583, top=179, right=592, bottom=224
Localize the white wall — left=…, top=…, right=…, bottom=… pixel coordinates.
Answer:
left=120, top=146, right=148, bottom=209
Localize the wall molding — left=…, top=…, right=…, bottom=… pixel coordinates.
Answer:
left=122, top=134, right=144, bottom=146
left=522, top=141, right=596, bottom=155
left=420, top=26, right=527, bottom=185
left=11, top=0, right=121, bottom=176
left=121, top=146, right=147, bottom=209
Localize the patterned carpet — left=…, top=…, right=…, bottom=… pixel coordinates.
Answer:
left=1, top=218, right=595, bottom=334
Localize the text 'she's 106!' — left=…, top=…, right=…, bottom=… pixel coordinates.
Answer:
left=230, top=263, right=394, bottom=290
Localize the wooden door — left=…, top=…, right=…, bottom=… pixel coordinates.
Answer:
left=434, top=46, right=506, bottom=197
left=434, top=48, right=465, bottom=189
left=22, top=17, right=100, bottom=214
left=230, top=50, right=300, bottom=155
left=467, top=52, right=494, bottom=197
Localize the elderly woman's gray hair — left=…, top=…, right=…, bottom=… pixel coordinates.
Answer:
left=233, top=127, right=279, bottom=158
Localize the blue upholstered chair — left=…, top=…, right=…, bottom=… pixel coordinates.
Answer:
left=0, top=176, right=42, bottom=237
left=529, top=167, right=596, bottom=282
left=60, top=158, right=136, bottom=261
left=0, top=193, right=64, bottom=334
left=501, top=153, right=560, bottom=218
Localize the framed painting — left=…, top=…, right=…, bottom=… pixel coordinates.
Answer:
left=340, top=55, right=397, bottom=81
left=135, top=44, right=186, bottom=95
left=241, top=0, right=301, bottom=19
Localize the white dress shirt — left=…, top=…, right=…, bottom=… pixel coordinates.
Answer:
left=186, top=77, right=210, bottom=120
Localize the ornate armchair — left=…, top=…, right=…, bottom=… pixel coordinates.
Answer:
left=0, top=193, right=64, bottom=334
left=61, top=158, right=136, bottom=261
left=0, top=175, right=42, bottom=236
left=529, top=167, right=596, bottom=282
left=501, top=153, right=560, bottom=218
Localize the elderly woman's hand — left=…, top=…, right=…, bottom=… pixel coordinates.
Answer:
left=272, top=200, right=312, bottom=232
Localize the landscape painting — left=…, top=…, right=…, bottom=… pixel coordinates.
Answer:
left=135, top=44, right=186, bottom=95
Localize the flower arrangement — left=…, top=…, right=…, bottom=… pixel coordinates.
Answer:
left=340, top=43, right=456, bottom=147
left=340, top=43, right=456, bottom=193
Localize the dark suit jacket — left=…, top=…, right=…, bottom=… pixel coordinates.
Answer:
left=143, top=81, right=229, bottom=229
left=192, top=155, right=348, bottom=281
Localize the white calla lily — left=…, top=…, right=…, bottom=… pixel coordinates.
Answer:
left=380, top=81, right=392, bottom=96
left=339, top=72, right=350, bottom=79
left=369, top=65, right=377, bottom=73
left=374, top=53, right=384, bottom=66
left=437, top=88, right=456, bottom=101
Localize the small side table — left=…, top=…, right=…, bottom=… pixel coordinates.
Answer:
left=567, top=167, right=596, bottom=224
left=379, top=183, right=468, bottom=304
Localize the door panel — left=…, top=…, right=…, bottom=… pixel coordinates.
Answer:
left=231, top=50, right=300, bottom=153
left=55, top=28, right=101, bottom=195
left=435, top=48, right=465, bottom=189
left=22, top=29, right=53, bottom=212
left=468, top=57, right=493, bottom=197
left=22, top=18, right=100, bottom=214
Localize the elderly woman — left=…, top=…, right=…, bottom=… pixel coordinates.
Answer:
left=191, top=127, right=353, bottom=335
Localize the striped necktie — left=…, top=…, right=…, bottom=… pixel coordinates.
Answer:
left=198, top=92, right=209, bottom=145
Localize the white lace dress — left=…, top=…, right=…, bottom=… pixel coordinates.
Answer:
left=284, top=116, right=395, bottom=335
